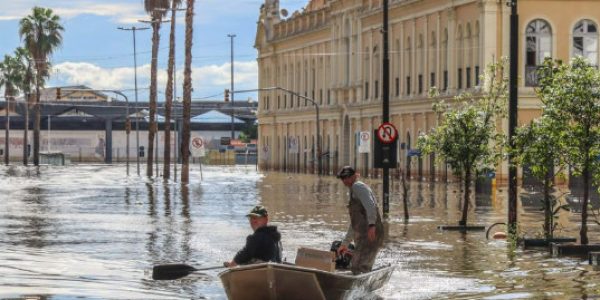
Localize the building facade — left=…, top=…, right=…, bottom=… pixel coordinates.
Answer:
left=255, top=0, right=600, bottom=181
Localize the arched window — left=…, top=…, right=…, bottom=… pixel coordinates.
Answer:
left=573, top=19, right=598, bottom=66
left=430, top=31, right=437, bottom=89
left=457, top=25, right=463, bottom=90
left=405, top=37, right=412, bottom=95
left=364, top=46, right=370, bottom=100
left=526, top=19, right=552, bottom=86
left=417, top=34, right=424, bottom=94
left=442, top=28, right=448, bottom=91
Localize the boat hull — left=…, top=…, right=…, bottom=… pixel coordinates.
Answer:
left=218, top=263, right=394, bottom=300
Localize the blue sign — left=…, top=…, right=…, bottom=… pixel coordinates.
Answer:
left=407, top=149, right=421, bottom=157
left=487, top=171, right=496, bottom=178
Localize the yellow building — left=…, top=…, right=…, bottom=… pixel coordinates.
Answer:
left=255, top=0, right=600, bottom=181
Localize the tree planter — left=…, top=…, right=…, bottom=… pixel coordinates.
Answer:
left=437, top=225, right=485, bottom=231
left=588, top=252, right=600, bottom=266
left=522, top=238, right=577, bottom=248
left=551, top=243, right=600, bottom=258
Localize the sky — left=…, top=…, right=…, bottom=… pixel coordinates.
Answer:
left=0, top=0, right=308, bottom=102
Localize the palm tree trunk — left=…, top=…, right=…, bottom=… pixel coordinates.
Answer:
left=147, top=21, right=162, bottom=178
left=33, top=78, right=40, bottom=166
left=4, top=94, right=9, bottom=166
left=23, top=94, right=29, bottom=166
left=163, top=5, right=177, bottom=181
left=181, top=0, right=194, bottom=184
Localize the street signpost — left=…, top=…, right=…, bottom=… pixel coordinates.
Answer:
left=190, top=136, right=205, bottom=180
left=374, top=123, right=398, bottom=169
left=376, top=122, right=398, bottom=144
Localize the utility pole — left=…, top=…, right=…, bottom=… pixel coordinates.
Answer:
left=382, top=0, right=391, bottom=214
left=508, top=0, right=519, bottom=234
left=228, top=34, right=236, bottom=139
left=118, top=26, right=149, bottom=176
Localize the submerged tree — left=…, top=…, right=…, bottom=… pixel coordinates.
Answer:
left=162, top=0, right=183, bottom=181
left=418, top=60, right=508, bottom=226
left=19, top=7, right=64, bottom=166
left=0, top=51, right=27, bottom=165
left=513, top=116, right=568, bottom=239
left=144, top=0, right=169, bottom=177
left=536, top=57, right=600, bottom=245
left=180, top=0, right=195, bottom=184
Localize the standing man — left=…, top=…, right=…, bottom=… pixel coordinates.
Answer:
left=336, top=166, right=384, bottom=274
left=224, top=205, right=282, bottom=267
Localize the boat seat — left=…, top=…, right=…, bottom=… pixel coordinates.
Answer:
left=295, top=247, right=336, bottom=272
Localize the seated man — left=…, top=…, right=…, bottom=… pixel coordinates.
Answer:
left=224, top=205, right=282, bottom=267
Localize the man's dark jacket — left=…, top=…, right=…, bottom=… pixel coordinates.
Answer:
left=233, top=225, right=282, bottom=265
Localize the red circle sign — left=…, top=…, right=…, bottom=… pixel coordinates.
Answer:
left=376, top=122, right=398, bottom=144
left=191, top=137, right=203, bottom=149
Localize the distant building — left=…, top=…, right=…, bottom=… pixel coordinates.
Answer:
left=0, top=86, right=258, bottom=163
left=39, top=85, right=110, bottom=102
left=255, top=0, right=600, bottom=181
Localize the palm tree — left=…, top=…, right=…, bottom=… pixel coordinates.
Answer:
left=13, top=48, right=34, bottom=165
left=181, top=0, right=195, bottom=184
left=144, top=0, right=169, bottom=177
left=0, top=52, right=26, bottom=165
left=163, top=0, right=184, bottom=181
left=19, top=7, right=64, bottom=166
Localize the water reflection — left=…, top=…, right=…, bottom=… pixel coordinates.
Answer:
left=0, top=165, right=600, bottom=299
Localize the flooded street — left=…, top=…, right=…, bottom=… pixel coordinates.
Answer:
left=1, top=165, right=600, bottom=299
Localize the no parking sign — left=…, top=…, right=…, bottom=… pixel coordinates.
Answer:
left=190, top=136, right=206, bottom=157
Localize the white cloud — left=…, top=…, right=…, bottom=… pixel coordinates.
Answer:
left=52, top=60, right=258, bottom=99
left=0, top=0, right=147, bottom=24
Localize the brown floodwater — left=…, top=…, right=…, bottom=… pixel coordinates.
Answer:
left=0, top=165, right=599, bottom=299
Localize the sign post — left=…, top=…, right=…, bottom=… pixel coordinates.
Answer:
left=375, top=122, right=398, bottom=214
left=190, top=136, right=205, bottom=180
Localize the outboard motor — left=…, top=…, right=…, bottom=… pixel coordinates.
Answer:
left=330, top=240, right=355, bottom=269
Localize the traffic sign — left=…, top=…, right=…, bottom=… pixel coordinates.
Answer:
left=358, top=131, right=371, bottom=153
left=376, top=122, right=398, bottom=144
left=190, top=136, right=206, bottom=157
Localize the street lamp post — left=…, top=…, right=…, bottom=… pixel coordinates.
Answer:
left=508, top=0, right=519, bottom=234
left=382, top=0, right=391, bottom=214
left=118, top=26, right=149, bottom=176
left=235, top=87, right=322, bottom=175
left=228, top=34, right=236, bottom=139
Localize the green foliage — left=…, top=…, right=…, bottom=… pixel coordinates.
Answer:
left=418, top=59, right=507, bottom=181
left=512, top=115, right=567, bottom=238
left=418, top=59, right=508, bottom=225
left=19, top=6, right=64, bottom=82
left=535, top=57, right=600, bottom=244
left=243, top=122, right=258, bottom=140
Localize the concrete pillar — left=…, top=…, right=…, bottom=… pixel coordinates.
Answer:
left=447, top=7, right=457, bottom=92
left=105, top=118, right=113, bottom=164
left=482, top=0, right=500, bottom=68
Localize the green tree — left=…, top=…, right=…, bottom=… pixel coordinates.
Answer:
left=162, top=0, right=183, bottom=181
left=144, top=0, right=169, bottom=177
left=181, top=0, right=195, bottom=184
left=418, top=60, right=508, bottom=226
left=536, top=57, right=600, bottom=245
left=19, top=7, right=64, bottom=166
left=513, top=116, right=568, bottom=239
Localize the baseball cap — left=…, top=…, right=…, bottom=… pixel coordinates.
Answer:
left=246, top=205, right=268, bottom=218
left=336, top=166, right=356, bottom=179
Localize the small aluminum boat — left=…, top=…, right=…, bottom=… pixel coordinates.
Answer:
left=218, top=262, right=395, bottom=300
